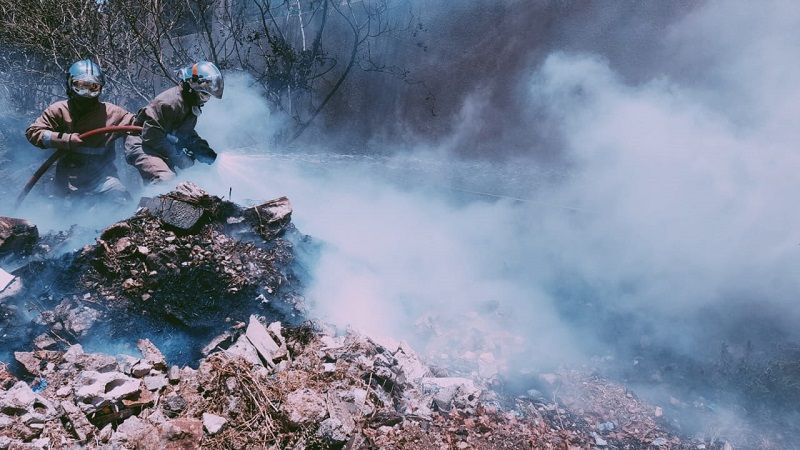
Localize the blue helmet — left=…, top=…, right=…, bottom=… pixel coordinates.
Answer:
left=176, top=61, right=224, bottom=103
left=67, top=59, right=105, bottom=98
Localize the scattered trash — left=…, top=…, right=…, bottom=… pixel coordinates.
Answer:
left=30, top=378, right=47, bottom=393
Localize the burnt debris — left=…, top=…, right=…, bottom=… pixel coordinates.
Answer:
left=0, top=182, right=307, bottom=366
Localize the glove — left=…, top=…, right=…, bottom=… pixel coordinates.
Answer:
left=46, top=132, right=84, bottom=150
left=194, top=146, right=217, bottom=165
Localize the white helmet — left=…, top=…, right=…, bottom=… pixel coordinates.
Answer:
left=176, top=61, right=224, bottom=103
left=67, top=59, right=105, bottom=98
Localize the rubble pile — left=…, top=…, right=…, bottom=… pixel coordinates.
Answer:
left=75, top=182, right=301, bottom=328
left=0, top=182, right=738, bottom=448
left=0, top=314, right=719, bottom=449
left=0, top=182, right=306, bottom=363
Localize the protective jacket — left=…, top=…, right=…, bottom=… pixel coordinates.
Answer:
left=124, top=86, right=214, bottom=183
left=26, top=99, right=134, bottom=198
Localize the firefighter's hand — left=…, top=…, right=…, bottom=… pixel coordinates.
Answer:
left=196, top=147, right=217, bottom=165
left=49, top=132, right=84, bottom=150
left=67, top=133, right=85, bottom=150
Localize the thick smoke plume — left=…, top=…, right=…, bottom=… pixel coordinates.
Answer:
left=1, top=0, right=799, bottom=442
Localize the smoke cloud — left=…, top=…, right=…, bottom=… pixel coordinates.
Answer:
left=1, top=0, right=798, bottom=441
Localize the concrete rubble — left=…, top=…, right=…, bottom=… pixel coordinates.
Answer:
left=0, top=315, right=712, bottom=449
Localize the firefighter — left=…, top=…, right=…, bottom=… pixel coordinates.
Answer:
left=25, top=59, right=135, bottom=203
left=124, top=61, right=223, bottom=183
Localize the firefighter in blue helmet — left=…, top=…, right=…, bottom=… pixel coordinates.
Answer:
left=125, top=61, right=223, bottom=183
left=26, top=59, right=135, bottom=202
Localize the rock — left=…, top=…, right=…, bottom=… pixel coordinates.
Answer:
left=144, top=375, right=168, bottom=392
left=63, top=344, right=85, bottom=364
left=162, top=395, right=187, bottom=418
left=137, top=339, right=167, bottom=370
left=168, top=365, right=181, bottom=383
left=114, top=415, right=159, bottom=447
left=0, top=365, right=15, bottom=390
left=98, top=424, right=113, bottom=443
left=131, top=360, right=154, bottom=378
left=62, top=400, right=95, bottom=442
left=32, top=333, right=57, bottom=350
left=114, top=237, right=132, bottom=253
left=73, top=371, right=141, bottom=412
left=202, top=413, right=227, bottom=435
left=246, top=196, right=292, bottom=240
left=224, top=334, right=262, bottom=367
left=597, top=421, right=615, bottom=432
left=326, top=393, right=356, bottom=435
left=139, top=196, right=205, bottom=232
left=393, top=343, right=431, bottom=384
left=0, top=381, right=36, bottom=415
left=419, top=377, right=480, bottom=412
left=159, top=418, right=203, bottom=449
left=593, top=432, right=608, bottom=446
left=201, top=332, right=233, bottom=356
left=0, top=216, right=38, bottom=256
left=0, top=268, right=14, bottom=292
left=652, top=437, right=668, bottom=446
left=14, top=352, right=43, bottom=376
left=56, top=387, right=71, bottom=397
left=316, top=417, right=349, bottom=443
left=100, top=222, right=131, bottom=241
left=63, top=306, right=100, bottom=336
left=245, top=315, right=281, bottom=367
left=283, top=388, right=328, bottom=426
left=0, top=414, right=12, bottom=428
left=0, top=277, right=22, bottom=301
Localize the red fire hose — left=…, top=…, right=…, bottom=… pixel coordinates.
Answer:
left=15, top=125, right=143, bottom=208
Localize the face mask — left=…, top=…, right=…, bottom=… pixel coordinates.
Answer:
left=71, top=80, right=102, bottom=98
left=196, top=90, right=211, bottom=104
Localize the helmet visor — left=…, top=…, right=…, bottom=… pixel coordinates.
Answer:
left=71, top=79, right=103, bottom=98
left=193, top=76, right=223, bottom=99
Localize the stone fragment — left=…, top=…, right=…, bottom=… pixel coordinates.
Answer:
left=100, top=221, right=131, bottom=241
left=202, top=413, right=227, bottom=435
left=316, top=418, right=349, bottom=443
left=224, top=335, right=262, bottom=367
left=144, top=375, right=168, bottom=392
left=0, top=268, right=14, bottom=292
left=0, top=381, right=36, bottom=415
left=168, top=365, right=181, bottom=383
left=73, top=371, right=141, bottom=412
left=201, top=332, right=233, bottom=356
left=0, top=365, right=15, bottom=390
left=419, top=377, right=480, bottom=412
left=283, top=388, right=327, bottom=426
left=159, top=418, right=203, bottom=449
left=63, top=306, right=100, bottom=336
left=14, top=352, right=43, bottom=376
left=162, top=395, right=187, bottom=418
left=245, top=315, right=280, bottom=367
left=246, top=196, right=292, bottom=240
left=139, top=196, right=205, bottom=232
left=137, top=339, right=167, bottom=370
left=0, top=217, right=38, bottom=256
left=131, top=361, right=154, bottom=378
left=32, top=333, right=57, bottom=350
left=62, top=400, right=95, bottom=442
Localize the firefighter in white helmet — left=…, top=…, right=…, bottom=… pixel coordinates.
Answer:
left=125, top=61, right=223, bottom=183
left=26, top=59, right=135, bottom=202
